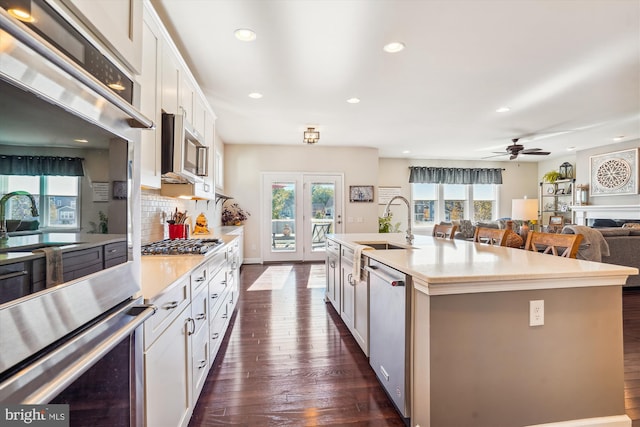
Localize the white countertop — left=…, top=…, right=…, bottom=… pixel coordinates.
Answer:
left=329, top=232, right=639, bottom=294
left=140, top=234, right=236, bottom=302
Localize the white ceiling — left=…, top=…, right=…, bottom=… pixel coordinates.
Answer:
left=151, top=0, right=640, bottom=162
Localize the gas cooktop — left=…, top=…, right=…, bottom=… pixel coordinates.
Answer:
left=141, top=238, right=223, bottom=255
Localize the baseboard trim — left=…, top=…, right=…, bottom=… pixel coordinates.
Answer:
left=243, top=257, right=262, bottom=264
left=525, top=415, right=631, bottom=427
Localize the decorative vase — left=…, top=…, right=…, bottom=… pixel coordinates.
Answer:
left=283, top=225, right=291, bottom=236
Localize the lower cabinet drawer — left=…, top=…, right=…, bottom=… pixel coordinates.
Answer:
left=209, top=303, right=230, bottom=362
left=144, top=276, right=191, bottom=350
left=192, top=321, right=209, bottom=398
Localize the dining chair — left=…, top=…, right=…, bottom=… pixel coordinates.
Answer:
left=473, top=227, right=508, bottom=246
left=523, top=231, right=583, bottom=258
left=432, top=223, right=458, bottom=240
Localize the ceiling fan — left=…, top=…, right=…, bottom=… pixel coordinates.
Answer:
left=492, top=138, right=551, bottom=160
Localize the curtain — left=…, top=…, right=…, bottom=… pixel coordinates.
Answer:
left=409, top=167, right=503, bottom=184
left=0, top=155, right=84, bottom=176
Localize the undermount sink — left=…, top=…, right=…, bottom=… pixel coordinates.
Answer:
left=354, top=241, right=413, bottom=250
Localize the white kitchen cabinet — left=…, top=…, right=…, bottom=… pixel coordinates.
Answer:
left=144, top=303, right=192, bottom=427
left=336, top=242, right=369, bottom=356
left=60, top=0, right=142, bottom=73
left=325, top=239, right=340, bottom=312
left=139, top=8, right=162, bottom=189
left=161, top=42, right=180, bottom=115
left=179, top=75, right=196, bottom=125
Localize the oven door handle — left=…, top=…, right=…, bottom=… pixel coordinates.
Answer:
left=0, top=299, right=156, bottom=403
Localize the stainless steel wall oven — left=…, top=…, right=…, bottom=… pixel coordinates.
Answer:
left=0, top=2, right=154, bottom=425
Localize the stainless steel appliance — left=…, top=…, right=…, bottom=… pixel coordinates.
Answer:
left=0, top=2, right=154, bottom=425
left=366, top=259, right=411, bottom=422
left=161, top=112, right=209, bottom=183
left=141, top=238, right=223, bottom=255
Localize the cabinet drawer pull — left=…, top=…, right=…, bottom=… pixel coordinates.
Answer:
left=162, top=301, right=179, bottom=310
left=211, top=332, right=220, bottom=340
left=194, top=276, right=206, bottom=283
left=196, top=313, right=206, bottom=320
left=187, top=318, right=196, bottom=335
left=211, top=293, right=219, bottom=299
left=221, top=313, right=228, bottom=319
left=198, top=360, right=207, bottom=369
left=107, top=248, right=118, bottom=253
left=0, top=270, right=28, bottom=281
left=221, top=280, right=227, bottom=286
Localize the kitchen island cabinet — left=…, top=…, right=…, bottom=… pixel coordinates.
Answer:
left=328, top=233, right=638, bottom=427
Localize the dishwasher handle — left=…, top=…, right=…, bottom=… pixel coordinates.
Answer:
left=365, top=265, right=405, bottom=287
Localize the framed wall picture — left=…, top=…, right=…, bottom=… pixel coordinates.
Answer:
left=549, top=215, right=564, bottom=225
left=349, top=185, right=374, bottom=202
left=590, top=148, right=639, bottom=196
left=378, top=186, right=402, bottom=205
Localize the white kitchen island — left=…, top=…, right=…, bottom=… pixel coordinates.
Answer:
left=327, top=233, right=638, bottom=427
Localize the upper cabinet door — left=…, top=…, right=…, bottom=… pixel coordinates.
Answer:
left=60, top=0, right=143, bottom=74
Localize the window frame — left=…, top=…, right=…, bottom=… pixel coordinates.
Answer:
left=0, top=175, right=82, bottom=232
left=411, top=183, right=500, bottom=229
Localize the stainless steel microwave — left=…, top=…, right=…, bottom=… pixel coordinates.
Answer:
left=161, top=112, right=209, bottom=183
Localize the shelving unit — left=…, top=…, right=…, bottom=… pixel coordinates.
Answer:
left=539, top=179, right=575, bottom=229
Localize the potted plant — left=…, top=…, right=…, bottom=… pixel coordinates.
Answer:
left=542, top=170, right=562, bottom=183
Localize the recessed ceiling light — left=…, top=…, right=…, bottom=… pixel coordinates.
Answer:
left=613, top=135, right=625, bottom=141
left=108, top=82, right=125, bottom=91
left=346, top=97, right=360, bottom=104
left=248, top=92, right=263, bottom=99
left=383, top=42, right=405, bottom=53
left=8, top=8, right=35, bottom=22
left=495, top=107, right=510, bottom=113
left=566, top=146, right=576, bottom=151
left=73, top=139, right=88, bottom=143
left=402, top=150, right=411, bottom=154
left=234, top=28, right=256, bottom=42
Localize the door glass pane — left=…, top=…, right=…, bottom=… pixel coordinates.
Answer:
left=310, top=182, right=334, bottom=252
left=272, top=182, right=296, bottom=252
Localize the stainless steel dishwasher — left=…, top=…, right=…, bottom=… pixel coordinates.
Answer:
left=366, top=259, right=410, bottom=421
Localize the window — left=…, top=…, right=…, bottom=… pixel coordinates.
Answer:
left=0, top=175, right=80, bottom=230
left=412, top=183, right=498, bottom=227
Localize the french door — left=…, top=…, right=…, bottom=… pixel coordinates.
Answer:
left=262, top=173, right=343, bottom=262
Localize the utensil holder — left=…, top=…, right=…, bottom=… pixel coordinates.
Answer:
left=168, top=224, right=186, bottom=240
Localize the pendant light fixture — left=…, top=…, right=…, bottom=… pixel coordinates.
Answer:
left=303, top=127, right=320, bottom=144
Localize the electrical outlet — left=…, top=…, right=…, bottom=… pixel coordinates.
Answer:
left=530, top=300, right=544, bottom=326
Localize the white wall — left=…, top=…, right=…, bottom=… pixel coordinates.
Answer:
left=224, top=144, right=379, bottom=262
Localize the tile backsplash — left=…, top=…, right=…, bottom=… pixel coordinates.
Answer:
left=140, top=189, right=220, bottom=244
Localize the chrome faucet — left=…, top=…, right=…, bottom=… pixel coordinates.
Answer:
left=0, top=191, right=39, bottom=240
left=384, top=195, right=414, bottom=244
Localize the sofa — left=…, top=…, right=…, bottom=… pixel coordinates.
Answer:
left=598, top=227, right=640, bottom=286
left=561, top=224, right=640, bottom=286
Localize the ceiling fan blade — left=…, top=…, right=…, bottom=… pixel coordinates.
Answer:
left=520, top=148, right=543, bottom=153
left=522, top=151, right=551, bottom=156
left=481, top=153, right=509, bottom=159
left=510, top=153, right=518, bottom=160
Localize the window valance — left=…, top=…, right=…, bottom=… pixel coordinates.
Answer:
left=0, top=155, right=84, bottom=176
left=409, top=167, right=503, bottom=184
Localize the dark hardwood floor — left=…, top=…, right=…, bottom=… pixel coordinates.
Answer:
left=190, top=264, right=640, bottom=426
left=189, top=263, right=404, bottom=426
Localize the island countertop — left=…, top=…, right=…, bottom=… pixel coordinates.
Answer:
left=328, top=232, right=638, bottom=294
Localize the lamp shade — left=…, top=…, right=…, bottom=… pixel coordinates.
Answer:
left=512, top=198, right=538, bottom=221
